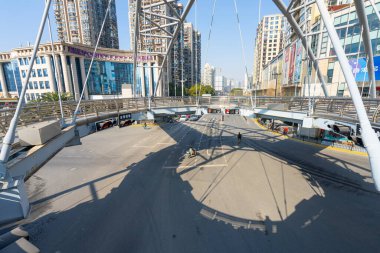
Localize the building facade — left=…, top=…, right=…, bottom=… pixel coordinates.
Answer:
left=259, top=0, right=380, bottom=97
left=54, top=0, right=119, bottom=49
left=309, top=0, right=380, bottom=97
left=0, top=42, right=164, bottom=102
left=253, top=14, right=285, bottom=86
left=183, top=23, right=201, bottom=88
left=203, top=63, right=215, bottom=87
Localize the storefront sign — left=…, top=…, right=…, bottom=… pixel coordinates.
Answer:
left=282, top=46, right=290, bottom=85
left=68, top=46, right=153, bottom=62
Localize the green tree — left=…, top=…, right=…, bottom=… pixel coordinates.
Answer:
left=188, top=84, right=215, bottom=96
left=29, top=92, right=73, bottom=103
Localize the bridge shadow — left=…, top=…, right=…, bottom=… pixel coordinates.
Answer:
left=20, top=114, right=380, bottom=253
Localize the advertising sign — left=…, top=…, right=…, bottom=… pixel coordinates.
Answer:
left=294, top=40, right=303, bottom=83
left=118, top=113, right=133, bottom=127
left=288, top=43, right=296, bottom=83
left=96, top=118, right=116, bottom=131
left=282, top=46, right=290, bottom=85
left=349, top=56, right=380, bottom=81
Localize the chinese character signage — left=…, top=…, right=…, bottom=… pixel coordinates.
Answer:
left=68, top=46, right=153, bottom=63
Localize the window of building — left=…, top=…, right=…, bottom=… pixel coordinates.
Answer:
left=31, top=93, right=35, bottom=100
left=45, top=81, right=50, bottom=89
left=36, top=57, right=40, bottom=64
left=39, top=81, right=44, bottom=89
left=28, top=82, right=33, bottom=89
left=34, top=81, right=38, bottom=89
left=41, top=56, right=46, bottom=64
left=37, top=69, right=42, bottom=77
left=43, top=69, right=48, bottom=77
left=21, top=70, right=26, bottom=78
left=32, top=70, right=36, bottom=77
left=19, top=59, right=24, bottom=66
left=24, top=58, right=29, bottom=65
left=327, top=62, right=334, bottom=83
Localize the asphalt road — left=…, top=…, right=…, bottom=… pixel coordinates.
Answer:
left=20, top=114, right=380, bottom=253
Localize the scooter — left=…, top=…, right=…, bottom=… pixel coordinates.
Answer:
left=186, top=150, right=197, bottom=158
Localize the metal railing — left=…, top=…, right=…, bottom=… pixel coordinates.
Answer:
left=1, top=96, right=380, bottom=135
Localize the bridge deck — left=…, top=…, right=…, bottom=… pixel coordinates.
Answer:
left=18, top=114, right=380, bottom=253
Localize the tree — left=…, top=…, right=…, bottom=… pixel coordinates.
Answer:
left=230, top=88, right=243, bottom=96
left=29, top=92, right=73, bottom=103
left=187, top=84, right=215, bottom=96
left=41, top=92, right=73, bottom=102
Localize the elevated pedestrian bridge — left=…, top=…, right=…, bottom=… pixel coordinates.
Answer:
left=1, top=95, right=380, bottom=226
left=1, top=96, right=379, bottom=136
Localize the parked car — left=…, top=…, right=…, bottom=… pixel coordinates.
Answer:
left=189, top=115, right=199, bottom=121
left=179, top=115, right=188, bottom=121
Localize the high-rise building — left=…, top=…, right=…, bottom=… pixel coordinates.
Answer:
left=128, top=0, right=184, bottom=95
left=244, top=73, right=253, bottom=90
left=253, top=14, right=285, bottom=85
left=203, top=63, right=215, bottom=87
left=183, top=23, right=201, bottom=88
left=54, top=0, right=119, bottom=49
left=214, top=68, right=227, bottom=95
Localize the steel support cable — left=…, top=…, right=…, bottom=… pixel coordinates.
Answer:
left=204, top=0, right=217, bottom=68
left=45, top=0, right=65, bottom=126
left=71, top=0, right=113, bottom=124
left=0, top=0, right=53, bottom=178
left=232, top=0, right=250, bottom=91
left=199, top=0, right=217, bottom=103
left=195, top=0, right=199, bottom=105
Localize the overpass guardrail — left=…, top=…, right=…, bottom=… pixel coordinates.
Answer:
left=0, top=96, right=380, bottom=135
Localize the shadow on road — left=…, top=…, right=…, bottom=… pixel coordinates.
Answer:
left=22, top=114, right=380, bottom=253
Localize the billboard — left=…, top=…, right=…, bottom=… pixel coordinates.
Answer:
left=293, top=40, right=303, bottom=83
left=282, top=46, right=290, bottom=85
left=288, top=43, right=296, bottom=83
left=349, top=56, right=380, bottom=81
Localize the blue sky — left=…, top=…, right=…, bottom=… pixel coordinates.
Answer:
left=0, top=0, right=281, bottom=82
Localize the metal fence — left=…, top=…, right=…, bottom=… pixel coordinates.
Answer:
left=1, top=96, right=380, bottom=134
